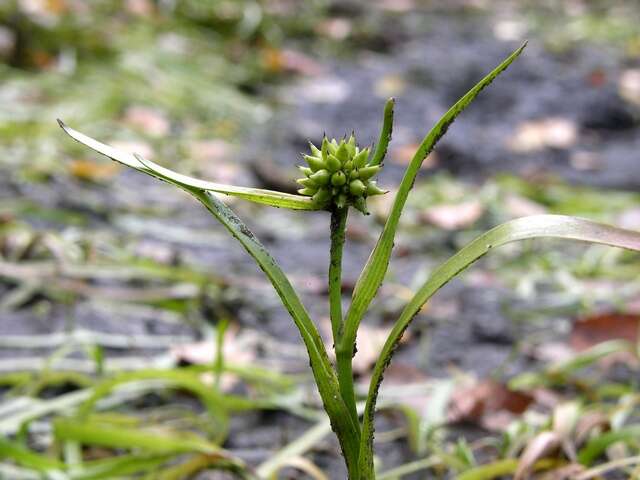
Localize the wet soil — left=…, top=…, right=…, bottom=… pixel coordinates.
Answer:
left=2, top=2, right=639, bottom=477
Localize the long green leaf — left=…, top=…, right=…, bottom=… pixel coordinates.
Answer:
left=58, top=121, right=317, bottom=211
left=76, top=369, right=232, bottom=443
left=337, top=42, right=527, bottom=380
left=54, top=418, right=220, bottom=454
left=190, top=190, right=361, bottom=476
left=578, top=426, right=640, bottom=465
left=359, top=214, right=640, bottom=476
left=112, top=162, right=361, bottom=475
left=0, top=436, right=64, bottom=472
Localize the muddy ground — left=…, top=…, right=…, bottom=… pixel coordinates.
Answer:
left=1, top=1, right=639, bottom=478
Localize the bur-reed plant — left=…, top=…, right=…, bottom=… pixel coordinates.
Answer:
left=60, top=43, right=640, bottom=479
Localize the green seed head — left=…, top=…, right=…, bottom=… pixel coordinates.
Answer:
left=349, top=179, right=366, bottom=196
left=309, top=169, right=330, bottom=186
left=296, top=134, right=387, bottom=214
left=304, top=155, right=325, bottom=172
left=331, top=171, right=347, bottom=186
left=326, top=154, right=342, bottom=172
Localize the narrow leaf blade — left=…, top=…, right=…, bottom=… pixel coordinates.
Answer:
left=58, top=121, right=317, bottom=211
left=340, top=43, right=527, bottom=357
left=359, top=214, right=640, bottom=475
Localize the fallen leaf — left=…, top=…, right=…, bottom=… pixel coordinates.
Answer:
left=421, top=200, right=484, bottom=230
left=508, top=118, right=578, bottom=153
left=123, top=106, right=170, bottom=137
left=570, top=312, right=639, bottom=351
left=574, top=411, right=609, bottom=446
left=262, top=48, right=323, bottom=76
left=514, top=431, right=561, bottom=480
left=536, top=463, right=584, bottom=480
left=448, top=379, right=534, bottom=431
left=68, top=159, right=120, bottom=182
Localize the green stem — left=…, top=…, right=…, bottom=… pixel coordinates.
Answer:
left=329, top=207, right=360, bottom=441
left=329, top=208, right=348, bottom=343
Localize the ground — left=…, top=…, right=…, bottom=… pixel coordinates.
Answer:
left=0, top=1, right=639, bottom=478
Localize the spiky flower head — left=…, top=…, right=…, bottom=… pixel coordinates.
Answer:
left=297, top=134, right=386, bottom=214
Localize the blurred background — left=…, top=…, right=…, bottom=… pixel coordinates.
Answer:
left=1, top=0, right=639, bottom=478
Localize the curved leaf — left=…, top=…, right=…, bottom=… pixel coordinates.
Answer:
left=58, top=121, right=317, bottom=211
left=359, top=214, right=640, bottom=475
left=190, top=190, right=361, bottom=476
left=338, top=43, right=527, bottom=376
left=369, top=98, right=395, bottom=167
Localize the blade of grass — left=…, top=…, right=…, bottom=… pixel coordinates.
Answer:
left=337, top=43, right=527, bottom=410
left=70, top=453, right=172, bottom=480
left=151, top=453, right=251, bottom=480
left=578, top=426, right=640, bottom=465
left=359, top=214, right=640, bottom=476
left=58, top=122, right=317, bottom=211
left=76, top=369, right=232, bottom=443
left=0, top=436, right=64, bottom=472
left=54, top=418, right=220, bottom=454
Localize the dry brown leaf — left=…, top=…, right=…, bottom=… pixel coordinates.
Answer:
left=262, top=48, right=323, bottom=76
left=536, top=463, right=585, bottom=480
left=68, top=159, right=120, bottom=182
left=421, top=200, right=484, bottom=230
left=514, top=431, right=561, bottom=480
left=508, top=118, right=578, bottom=153
left=575, top=411, right=609, bottom=446
left=448, top=379, right=533, bottom=430
left=570, top=312, right=639, bottom=351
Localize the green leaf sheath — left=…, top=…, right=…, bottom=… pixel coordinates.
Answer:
left=358, top=215, right=640, bottom=477
left=190, top=190, right=361, bottom=478
left=338, top=43, right=528, bottom=416
left=368, top=98, right=395, bottom=167
left=58, top=121, right=318, bottom=211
